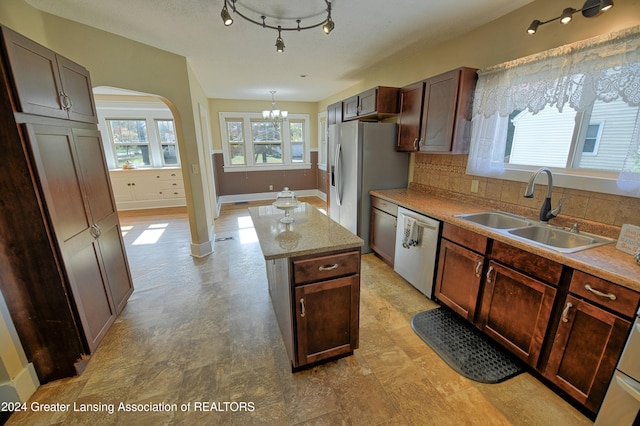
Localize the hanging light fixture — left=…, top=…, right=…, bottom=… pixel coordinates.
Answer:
left=262, top=91, right=288, bottom=124
left=220, top=0, right=334, bottom=53
left=526, top=0, right=614, bottom=34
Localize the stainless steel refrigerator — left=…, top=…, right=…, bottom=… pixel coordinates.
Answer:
left=329, top=121, right=409, bottom=253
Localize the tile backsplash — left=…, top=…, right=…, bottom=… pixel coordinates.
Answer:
left=410, top=153, right=640, bottom=238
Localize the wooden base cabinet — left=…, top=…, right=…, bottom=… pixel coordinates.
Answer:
left=544, top=271, right=639, bottom=413
left=477, top=260, right=556, bottom=366
left=0, top=26, right=133, bottom=382
left=545, top=296, right=630, bottom=413
left=294, top=275, right=359, bottom=366
left=434, top=223, right=487, bottom=322
left=267, top=249, right=360, bottom=370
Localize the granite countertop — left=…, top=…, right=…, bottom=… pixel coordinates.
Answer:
left=371, top=188, right=640, bottom=293
left=249, top=202, right=363, bottom=260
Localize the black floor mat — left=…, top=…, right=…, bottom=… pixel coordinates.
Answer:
left=411, top=307, right=523, bottom=384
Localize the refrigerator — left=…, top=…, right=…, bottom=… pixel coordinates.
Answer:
left=329, top=121, right=409, bottom=253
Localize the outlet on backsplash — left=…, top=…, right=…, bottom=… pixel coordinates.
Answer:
left=470, top=179, right=479, bottom=193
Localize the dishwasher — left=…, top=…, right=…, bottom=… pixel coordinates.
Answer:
left=393, top=206, right=441, bottom=298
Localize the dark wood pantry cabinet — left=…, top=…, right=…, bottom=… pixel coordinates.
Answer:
left=0, top=26, right=133, bottom=382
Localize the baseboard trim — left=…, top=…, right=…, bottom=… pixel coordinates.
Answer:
left=0, top=362, right=39, bottom=404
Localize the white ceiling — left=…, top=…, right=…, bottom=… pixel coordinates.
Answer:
left=25, top=0, right=532, bottom=102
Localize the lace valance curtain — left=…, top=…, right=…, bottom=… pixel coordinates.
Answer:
left=467, top=26, right=640, bottom=195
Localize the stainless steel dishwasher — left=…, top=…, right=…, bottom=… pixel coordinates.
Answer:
left=393, top=206, right=440, bottom=298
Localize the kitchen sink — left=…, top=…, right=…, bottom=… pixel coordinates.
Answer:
left=455, top=210, right=616, bottom=253
left=455, top=211, right=531, bottom=229
left=507, top=224, right=616, bottom=253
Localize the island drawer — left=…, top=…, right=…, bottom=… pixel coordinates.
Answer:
left=569, top=270, right=640, bottom=318
left=293, top=250, right=360, bottom=285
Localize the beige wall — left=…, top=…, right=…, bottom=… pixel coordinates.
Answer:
left=318, top=0, right=640, bottom=109
left=313, top=0, right=640, bottom=231
left=0, top=0, right=213, bottom=256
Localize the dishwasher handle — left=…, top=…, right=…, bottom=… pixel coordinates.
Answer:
left=414, top=221, right=438, bottom=231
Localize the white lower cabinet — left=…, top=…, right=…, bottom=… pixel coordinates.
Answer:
left=109, top=168, right=186, bottom=210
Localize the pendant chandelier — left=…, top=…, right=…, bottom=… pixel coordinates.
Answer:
left=220, top=0, right=334, bottom=53
left=263, top=91, right=288, bottom=124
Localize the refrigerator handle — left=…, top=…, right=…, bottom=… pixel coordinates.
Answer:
left=335, top=143, right=342, bottom=206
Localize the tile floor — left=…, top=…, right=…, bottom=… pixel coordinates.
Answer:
left=5, top=199, right=592, bottom=425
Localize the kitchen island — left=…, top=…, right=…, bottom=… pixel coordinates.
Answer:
left=249, top=202, right=363, bottom=370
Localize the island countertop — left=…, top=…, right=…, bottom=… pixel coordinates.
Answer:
left=248, top=202, right=363, bottom=260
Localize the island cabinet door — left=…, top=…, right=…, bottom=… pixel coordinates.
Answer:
left=294, top=275, right=360, bottom=366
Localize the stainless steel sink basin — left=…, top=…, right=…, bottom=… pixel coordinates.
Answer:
left=507, top=225, right=616, bottom=253
left=455, top=210, right=616, bottom=253
left=455, top=211, right=531, bottom=229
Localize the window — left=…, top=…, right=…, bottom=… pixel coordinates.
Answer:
left=108, top=119, right=150, bottom=168
left=156, top=119, right=178, bottom=166
left=582, top=122, right=603, bottom=156
left=318, top=111, right=327, bottom=170
left=219, top=112, right=311, bottom=171
left=226, top=120, right=245, bottom=165
left=468, top=27, right=640, bottom=197
left=289, top=120, right=305, bottom=163
left=251, top=121, right=283, bottom=164
left=504, top=107, right=626, bottom=171
left=96, top=99, right=180, bottom=170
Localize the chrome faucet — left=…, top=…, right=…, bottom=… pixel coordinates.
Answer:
left=524, top=167, right=562, bottom=222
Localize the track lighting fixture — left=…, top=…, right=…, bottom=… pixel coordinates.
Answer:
left=220, top=0, right=334, bottom=52
left=527, top=0, right=614, bottom=35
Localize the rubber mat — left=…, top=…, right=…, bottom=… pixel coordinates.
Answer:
left=411, top=308, right=523, bottom=384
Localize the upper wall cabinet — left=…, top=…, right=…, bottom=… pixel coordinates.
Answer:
left=0, top=26, right=98, bottom=123
left=327, top=101, right=342, bottom=125
left=396, top=81, right=425, bottom=152
left=397, top=67, right=477, bottom=153
left=342, top=86, right=399, bottom=121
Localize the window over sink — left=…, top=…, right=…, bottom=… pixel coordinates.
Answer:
left=467, top=26, right=640, bottom=197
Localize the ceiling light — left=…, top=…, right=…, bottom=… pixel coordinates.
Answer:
left=582, top=0, right=614, bottom=17
left=275, top=28, right=285, bottom=53
left=527, top=0, right=614, bottom=34
left=527, top=20, right=541, bottom=35
left=323, top=14, right=334, bottom=34
left=220, top=0, right=334, bottom=53
left=560, top=8, right=575, bottom=24
left=220, top=0, right=233, bottom=26
left=262, top=91, right=288, bottom=124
